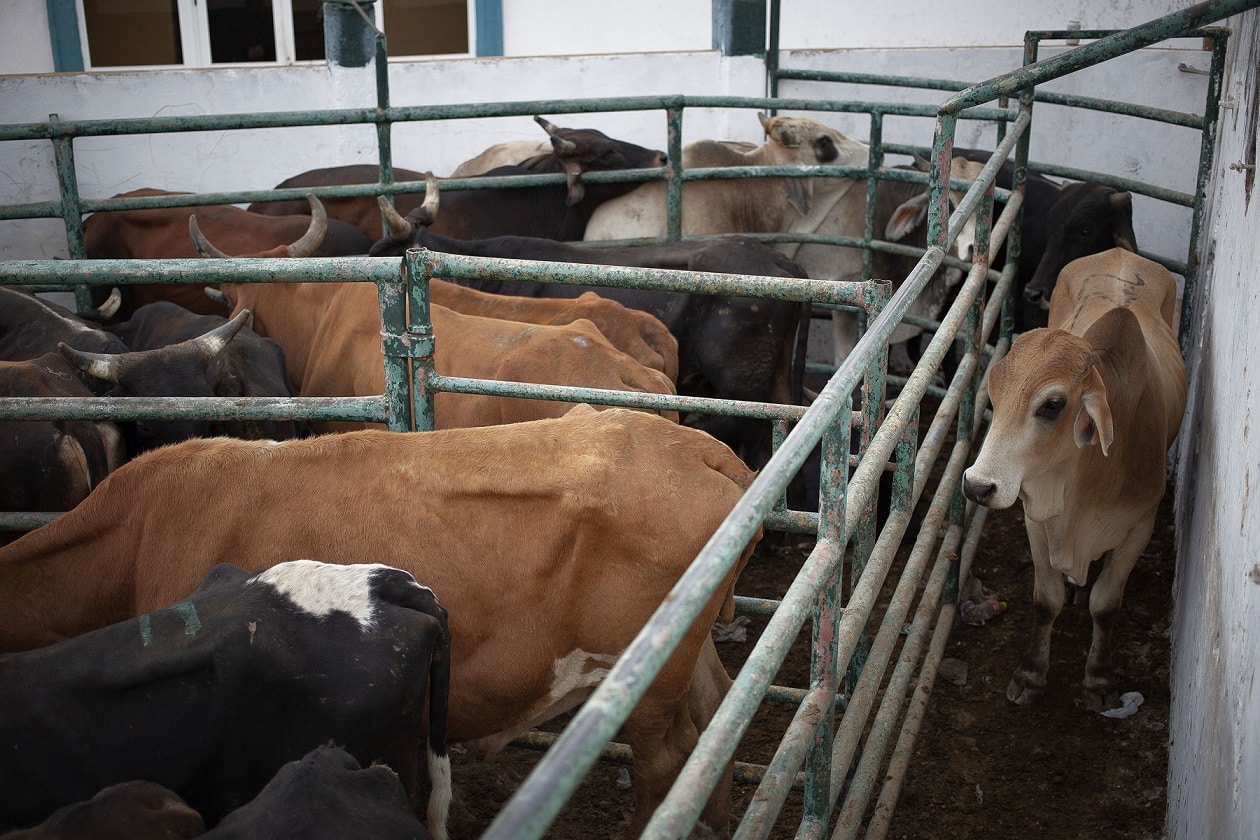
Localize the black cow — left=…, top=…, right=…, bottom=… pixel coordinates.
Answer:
left=0, top=781, right=204, bottom=840
left=248, top=116, right=666, bottom=242
left=370, top=185, right=810, bottom=473
left=67, top=300, right=306, bottom=447
left=0, top=559, right=451, bottom=838
left=0, top=354, right=126, bottom=541
left=201, top=745, right=433, bottom=840
left=1022, top=181, right=1138, bottom=308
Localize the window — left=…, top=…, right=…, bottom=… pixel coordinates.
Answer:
left=73, top=0, right=475, bottom=70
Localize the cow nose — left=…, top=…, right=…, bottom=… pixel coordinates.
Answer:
left=1023, top=286, right=1045, bottom=305
left=962, top=473, right=997, bottom=506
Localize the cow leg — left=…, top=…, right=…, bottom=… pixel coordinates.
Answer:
left=1082, top=518, right=1153, bottom=711
left=687, top=637, right=733, bottom=838
left=622, top=685, right=699, bottom=838
left=1008, top=521, right=1063, bottom=706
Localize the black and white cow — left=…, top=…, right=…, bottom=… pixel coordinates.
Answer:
left=0, top=560, right=451, bottom=839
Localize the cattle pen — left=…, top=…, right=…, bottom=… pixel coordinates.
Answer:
left=0, top=1, right=1256, bottom=837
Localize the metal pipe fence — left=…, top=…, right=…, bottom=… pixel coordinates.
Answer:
left=1, top=1, right=1254, bottom=836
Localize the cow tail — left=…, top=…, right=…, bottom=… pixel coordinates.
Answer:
left=426, top=614, right=452, bottom=840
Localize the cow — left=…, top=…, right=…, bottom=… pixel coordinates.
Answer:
left=826, top=156, right=990, bottom=374
left=0, top=781, right=204, bottom=840
left=1021, top=181, right=1138, bottom=310
left=583, top=113, right=871, bottom=251
left=961, top=248, right=1186, bottom=709
left=448, top=139, right=552, bottom=178
left=191, top=209, right=680, bottom=435
left=0, top=405, right=759, bottom=838
left=247, top=116, right=666, bottom=241
left=64, top=301, right=306, bottom=445
left=0, top=288, right=286, bottom=458
left=371, top=176, right=810, bottom=471
left=0, top=558, right=452, bottom=839
left=191, top=205, right=679, bottom=382
left=82, top=191, right=372, bottom=318
left=0, top=354, right=126, bottom=543
left=201, top=745, right=433, bottom=840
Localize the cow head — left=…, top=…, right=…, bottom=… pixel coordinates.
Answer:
left=189, top=194, right=329, bottom=259
left=886, top=156, right=989, bottom=281
left=534, top=115, right=666, bottom=206
left=962, top=328, right=1112, bottom=519
left=756, top=113, right=871, bottom=217
left=1024, top=182, right=1137, bottom=308
left=58, top=310, right=255, bottom=452
left=372, top=173, right=441, bottom=254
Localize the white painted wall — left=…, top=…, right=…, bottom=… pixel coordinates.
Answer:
left=0, top=0, right=54, bottom=74
left=1168, top=10, right=1260, bottom=839
left=0, top=41, right=1213, bottom=263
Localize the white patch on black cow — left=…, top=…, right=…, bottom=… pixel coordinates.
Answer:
left=250, top=559, right=433, bottom=630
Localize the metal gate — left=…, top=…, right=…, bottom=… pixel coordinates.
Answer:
left=0, top=0, right=1252, bottom=836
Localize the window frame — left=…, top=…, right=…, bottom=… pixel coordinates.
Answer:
left=68, top=0, right=485, bottom=72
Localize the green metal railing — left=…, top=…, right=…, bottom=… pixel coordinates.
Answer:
left=2, top=1, right=1255, bottom=837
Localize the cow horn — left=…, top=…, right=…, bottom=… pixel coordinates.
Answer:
left=284, top=194, right=328, bottom=258
left=377, top=195, right=414, bottom=242
left=189, top=215, right=234, bottom=259
left=93, top=288, right=122, bottom=321
left=58, top=342, right=122, bottom=384
left=204, top=286, right=232, bottom=308
left=534, top=115, right=558, bottom=135
left=757, top=112, right=772, bottom=133
left=421, top=172, right=440, bottom=219
left=191, top=308, right=250, bottom=356
left=549, top=133, right=579, bottom=157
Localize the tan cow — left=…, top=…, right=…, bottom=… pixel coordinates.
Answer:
left=191, top=213, right=679, bottom=433
left=0, top=406, right=760, bottom=837
left=962, top=247, right=1186, bottom=709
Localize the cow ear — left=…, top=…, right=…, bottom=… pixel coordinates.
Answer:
left=1074, top=364, right=1113, bottom=456
left=886, top=193, right=928, bottom=241
left=784, top=178, right=812, bottom=216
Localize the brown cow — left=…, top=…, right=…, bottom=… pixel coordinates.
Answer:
left=190, top=212, right=678, bottom=433
left=962, top=248, right=1186, bottom=709
left=0, top=406, right=760, bottom=837
left=82, top=190, right=371, bottom=318
left=195, top=197, right=679, bottom=383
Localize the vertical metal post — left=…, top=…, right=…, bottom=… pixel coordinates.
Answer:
left=766, top=0, right=782, bottom=104
left=404, top=248, right=437, bottom=431
left=848, top=278, right=891, bottom=685
left=926, top=113, right=956, bottom=254
left=665, top=106, right=685, bottom=242
left=373, top=28, right=395, bottom=241
left=801, top=394, right=852, bottom=832
left=862, top=112, right=883, bottom=287
left=377, top=257, right=413, bottom=432
left=1181, top=30, right=1230, bottom=355
left=48, top=113, right=91, bottom=310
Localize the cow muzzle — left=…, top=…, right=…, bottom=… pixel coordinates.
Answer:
left=961, top=471, right=999, bottom=506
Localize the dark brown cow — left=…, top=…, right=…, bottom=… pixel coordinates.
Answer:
left=82, top=190, right=372, bottom=318
left=246, top=116, right=666, bottom=241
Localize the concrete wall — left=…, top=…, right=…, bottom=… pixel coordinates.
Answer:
left=0, top=1, right=1197, bottom=74
left=1168, top=9, right=1260, bottom=840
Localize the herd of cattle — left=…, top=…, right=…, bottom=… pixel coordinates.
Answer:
left=0, top=111, right=1185, bottom=838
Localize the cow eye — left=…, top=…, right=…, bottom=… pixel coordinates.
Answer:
left=1036, top=397, right=1066, bottom=420
left=1076, top=224, right=1093, bottom=239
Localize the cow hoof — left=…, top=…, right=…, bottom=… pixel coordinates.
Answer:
left=1006, top=673, right=1045, bottom=706
left=1082, top=682, right=1119, bottom=712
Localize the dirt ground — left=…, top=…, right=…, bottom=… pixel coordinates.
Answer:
left=442, top=487, right=1175, bottom=840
